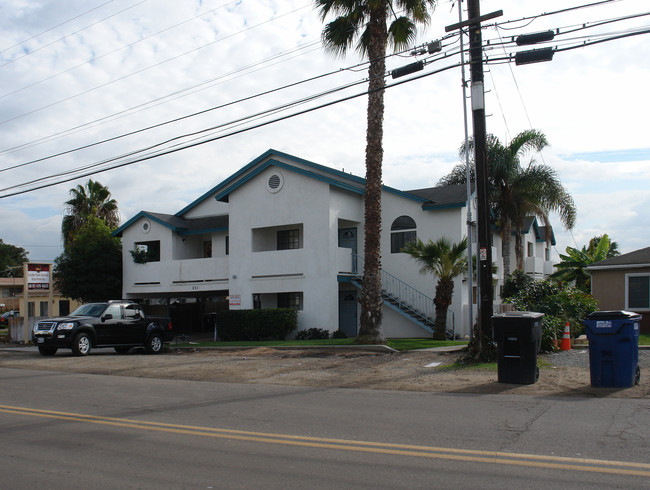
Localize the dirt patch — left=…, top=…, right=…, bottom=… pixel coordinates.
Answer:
left=0, top=347, right=648, bottom=398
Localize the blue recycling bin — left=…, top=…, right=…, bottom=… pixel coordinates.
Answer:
left=583, top=311, right=641, bottom=388
left=492, top=311, right=544, bottom=384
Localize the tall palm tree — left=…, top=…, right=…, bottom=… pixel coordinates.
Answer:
left=448, top=129, right=576, bottom=277
left=316, top=0, right=437, bottom=343
left=61, top=179, right=120, bottom=248
left=403, top=237, right=468, bottom=340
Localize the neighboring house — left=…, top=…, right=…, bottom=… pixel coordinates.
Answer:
left=114, top=149, right=557, bottom=339
left=587, top=247, right=650, bottom=334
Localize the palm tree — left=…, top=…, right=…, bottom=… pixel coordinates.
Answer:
left=316, top=0, right=437, bottom=343
left=551, top=234, right=611, bottom=292
left=448, top=129, right=576, bottom=276
left=403, top=237, right=467, bottom=340
left=61, top=179, right=120, bottom=248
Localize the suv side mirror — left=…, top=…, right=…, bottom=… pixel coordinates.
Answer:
left=102, top=314, right=113, bottom=322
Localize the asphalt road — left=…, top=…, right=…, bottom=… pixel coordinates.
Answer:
left=1, top=367, right=649, bottom=489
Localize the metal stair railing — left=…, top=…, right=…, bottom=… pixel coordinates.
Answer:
left=349, top=252, right=435, bottom=324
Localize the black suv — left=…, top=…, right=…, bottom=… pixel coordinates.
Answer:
left=32, top=301, right=173, bottom=356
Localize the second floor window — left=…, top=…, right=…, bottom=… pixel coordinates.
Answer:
left=390, top=216, right=416, bottom=253
left=277, top=229, right=300, bottom=250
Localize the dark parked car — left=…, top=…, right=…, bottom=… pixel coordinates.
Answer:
left=32, top=301, right=173, bottom=356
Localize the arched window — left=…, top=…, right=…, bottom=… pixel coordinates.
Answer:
left=391, top=216, right=417, bottom=253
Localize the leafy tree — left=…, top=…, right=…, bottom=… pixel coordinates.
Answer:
left=61, top=179, right=120, bottom=249
left=403, top=237, right=467, bottom=340
left=442, top=130, right=576, bottom=276
left=501, top=269, right=534, bottom=300
left=588, top=235, right=619, bottom=258
left=506, top=278, right=598, bottom=350
left=54, top=217, right=122, bottom=302
left=316, top=0, right=437, bottom=343
left=551, top=234, right=612, bottom=292
left=0, top=239, right=28, bottom=277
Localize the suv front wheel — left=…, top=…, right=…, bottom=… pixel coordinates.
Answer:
left=72, top=332, right=92, bottom=356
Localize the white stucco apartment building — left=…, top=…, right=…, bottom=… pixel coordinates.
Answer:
left=114, top=149, right=556, bottom=339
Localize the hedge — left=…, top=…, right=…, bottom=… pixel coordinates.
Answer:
left=215, top=308, right=298, bottom=341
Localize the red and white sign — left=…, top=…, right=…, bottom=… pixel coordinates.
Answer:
left=229, top=294, right=241, bottom=307
left=28, top=264, right=50, bottom=291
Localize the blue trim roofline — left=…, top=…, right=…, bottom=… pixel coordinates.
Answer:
left=112, top=211, right=228, bottom=237
left=177, top=149, right=427, bottom=215
left=113, top=211, right=172, bottom=237
left=422, top=202, right=466, bottom=211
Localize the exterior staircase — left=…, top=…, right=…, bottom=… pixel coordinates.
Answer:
left=347, top=268, right=436, bottom=336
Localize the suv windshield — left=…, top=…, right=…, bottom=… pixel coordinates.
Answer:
left=70, top=303, right=108, bottom=317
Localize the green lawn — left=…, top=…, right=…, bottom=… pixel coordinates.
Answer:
left=640, top=334, right=650, bottom=346
left=174, top=338, right=467, bottom=352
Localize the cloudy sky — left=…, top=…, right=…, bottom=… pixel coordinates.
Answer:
left=1, top=0, right=649, bottom=265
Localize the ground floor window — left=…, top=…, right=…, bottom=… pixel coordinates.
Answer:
left=628, top=274, right=650, bottom=309
left=277, top=292, right=303, bottom=310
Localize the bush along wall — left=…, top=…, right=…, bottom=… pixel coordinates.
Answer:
left=215, top=308, right=298, bottom=341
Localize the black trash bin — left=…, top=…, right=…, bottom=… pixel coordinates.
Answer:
left=492, top=311, right=544, bottom=384
left=582, top=310, right=641, bottom=388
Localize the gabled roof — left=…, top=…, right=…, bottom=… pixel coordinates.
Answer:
left=112, top=211, right=228, bottom=237
left=176, top=149, right=428, bottom=216
left=514, top=217, right=556, bottom=245
left=406, top=184, right=472, bottom=210
left=588, top=246, right=650, bottom=270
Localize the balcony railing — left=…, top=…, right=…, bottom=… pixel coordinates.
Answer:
left=126, top=256, right=229, bottom=287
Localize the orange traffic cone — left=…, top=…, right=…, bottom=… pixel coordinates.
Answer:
left=560, top=322, right=571, bottom=351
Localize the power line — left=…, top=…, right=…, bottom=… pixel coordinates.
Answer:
left=0, top=1, right=146, bottom=68
left=0, top=0, right=114, bottom=54
left=0, top=0, right=243, bottom=100
left=0, top=60, right=463, bottom=199
left=1, top=36, right=456, bottom=172
left=0, top=4, right=312, bottom=127
left=0, top=40, right=323, bottom=158
left=2, top=2, right=647, bottom=196
left=1, top=74, right=372, bottom=190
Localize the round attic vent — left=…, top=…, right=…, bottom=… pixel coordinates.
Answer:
left=267, top=172, right=284, bottom=193
left=142, top=219, right=151, bottom=234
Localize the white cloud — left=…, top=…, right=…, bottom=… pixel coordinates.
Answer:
left=1, top=0, right=649, bottom=262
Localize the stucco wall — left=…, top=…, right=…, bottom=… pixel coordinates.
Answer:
left=227, top=165, right=339, bottom=331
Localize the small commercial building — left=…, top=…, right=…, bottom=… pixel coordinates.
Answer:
left=1, top=263, right=81, bottom=342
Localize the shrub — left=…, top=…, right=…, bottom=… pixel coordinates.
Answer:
left=501, top=270, right=534, bottom=300
left=505, top=279, right=598, bottom=351
left=331, top=329, right=348, bottom=339
left=294, top=328, right=330, bottom=340
left=215, top=308, right=298, bottom=341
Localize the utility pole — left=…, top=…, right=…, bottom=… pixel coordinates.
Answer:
left=446, top=2, right=501, bottom=357
left=467, top=0, right=494, bottom=357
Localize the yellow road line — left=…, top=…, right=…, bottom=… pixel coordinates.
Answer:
left=1, top=404, right=648, bottom=477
